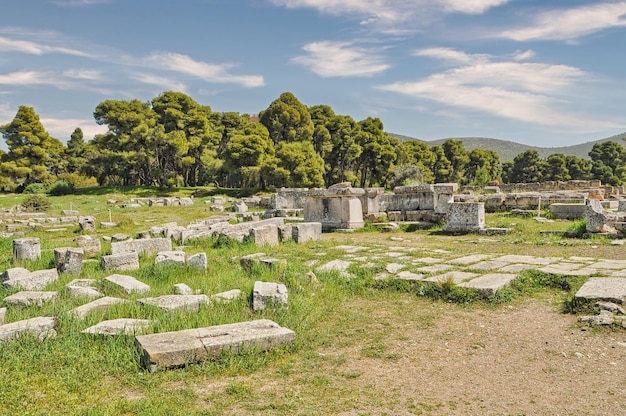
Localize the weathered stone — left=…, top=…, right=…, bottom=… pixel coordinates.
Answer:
left=66, top=278, right=97, bottom=287
left=82, top=318, right=151, bottom=336
left=138, top=294, right=210, bottom=311
left=304, top=187, right=364, bottom=231
left=2, top=268, right=58, bottom=291
left=111, top=238, right=172, bottom=256
left=78, top=216, right=97, bottom=232
left=595, top=301, right=626, bottom=314
left=104, top=274, right=150, bottom=294
left=74, top=235, right=101, bottom=258
left=449, top=254, right=492, bottom=265
left=423, top=271, right=479, bottom=284
left=1, top=267, right=30, bottom=285
left=57, top=247, right=84, bottom=275
left=457, top=273, right=518, bottom=296
left=386, top=263, right=405, bottom=274
left=179, top=197, right=194, bottom=206
left=415, top=264, right=456, bottom=273
left=66, top=285, right=103, bottom=299
left=468, top=260, right=511, bottom=271
left=252, top=281, right=288, bottom=311
left=185, top=252, right=207, bottom=271
left=277, top=224, right=293, bottom=242
left=3, top=291, right=58, bottom=307
left=443, top=202, right=485, bottom=233
left=135, top=319, right=296, bottom=371
left=579, top=310, right=615, bottom=326
left=100, top=252, right=140, bottom=271
left=395, top=271, right=425, bottom=281
left=0, top=316, right=56, bottom=343
left=111, top=233, right=130, bottom=242
left=575, top=278, right=626, bottom=304
left=155, top=251, right=186, bottom=265
left=317, top=259, right=352, bottom=272
left=69, top=296, right=126, bottom=319
left=233, top=200, right=248, bottom=213
left=211, top=289, right=242, bottom=303
left=12, top=237, right=40, bottom=262
left=585, top=199, right=615, bottom=233
left=550, top=203, right=586, bottom=220
left=0, top=307, right=5, bottom=325
left=173, top=283, right=194, bottom=295
left=248, top=224, right=279, bottom=247
left=292, top=222, right=322, bottom=243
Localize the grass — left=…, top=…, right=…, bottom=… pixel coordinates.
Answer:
left=0, top=188, right=624, bottom=414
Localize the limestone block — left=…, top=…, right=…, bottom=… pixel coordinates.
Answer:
left=179, top=197, right=193, bottom=206
left=233, top=200, right=248, bottom=213
left=100, top=252, right=140, bottom=271
left=138, top=294, right=210, bottom=311
left=12, top=237, right=40, bottom=262
left=173, top=283, right=194, bottom=295
left=585, top=199, right=613, bottom=233
left=457, top=273, right=518, bottom=296
left=135, top=319, right=295, bottom=371
left=111, top=238, right=172, bottom=257
left=66, top=285, right=103, bottom=299
left=550, top=203, right=586, bottom=220
left=2, top=268, right=58, bottom=291
left=248, top=224, right=279, bottom=247
left=211, top=289, right=242, bottom=303
left=57, top=247, right=84, bottom=275
left=0, top=307, right=5, bottom=325
left=69, top=296, right=127, bottom=319
left=292, top=222, right=322, bottom=243
left=82, top=318, right=151, bottom=336
left=74, top=235, right=101, bottom=258
left=277, top=224, right=293, bottom=242
left=104, top=274, right=150, bottom=294
left=575, top=278, right=626, bottom=304
left=3, top=291, right=58, bottom=307
left=443, top=202, right=485, bottom=233
left=240, top=253, right=267, bottom=269
left=79, top=216, right=96, bottom=232
left=155, top=251, right=186, bottom=265
left=252, top=281, right=288, bottom=311
left=0, top=316, right=56, bottom=343
left=186, top=253, right=207, bottom=271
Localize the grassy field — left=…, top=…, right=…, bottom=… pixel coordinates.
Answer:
left=0, top=189, right=623, bottom=415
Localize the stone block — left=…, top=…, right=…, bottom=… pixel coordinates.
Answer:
left=0, top=316, right=56, bottom=343
left=74, top=235, right=101, bottom=258
left=248, top=224, right=279, bottom=247
left=138, top=294, right=210, bottom=311
left=69, top=296, right=126, bottom=319
left=277, top=224, right=293, bottom=242
left=0, top=307, right=5, bottom=325
left=82, top=318, right=151, bottom=336
left=211, top=289, right=242, bottom=303
left=443, top=202, right=485, bottom=233
left=457, top=273, right=518, bottom=296
left=2, top=268, right=58, bottom=291
left=111, top=238, right=172, bottom=257
left=186, top=252, right=207, bottom=271
left=155, top=251, right=186, bottom=265
left=56, top=247, right=84, bottom=275
left=3, top=291, right=58, bottom=307
left=135, top=319, right=295, bottom=371
left=100, top=252, right=140, bottom=271
left=233, top=200, right=248, bottom=213
left=104, top=274, right=150, bottom=294
left=550, top=203, right=586, bottom=220
left=12, top=237, right=40, bottom=262
left=252, top=281, right=288, bottom=311
left=292, top=222, right=322, bottom=243
left=79, top=216, right=96, bottom=232
left=173, top=283, right=194, bottom=295
left=66, top=285, right=103, bottom=299
left=575, top=278, right=626, bottom=304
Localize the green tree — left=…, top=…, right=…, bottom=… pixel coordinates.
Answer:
left=565, top=155, right=591, bottom=180
left=544, top=154, right=570, bottom=181
left=589, top=141, right=626, bottom=185
left=431, top=145, right=453, bottom=183
left=0, top=106, right=64, bottom=187
left=466, top=148, right=501, bottom=185
left=441, top=139, right=469, bottom=184
left=355, top=117, right=396, bottom=187
left=223, top=121, right=276, bottom=189
left=507, top=150, right=547, bottom=183
left=259, top=92, right=314, bottom=144
left=65, top=127, right=87, bottom=174
left=391, top=163, right=424, bottom=188
left=275, top=141, right=324, bottom=188
left=400, top=140, right=435, bottom=183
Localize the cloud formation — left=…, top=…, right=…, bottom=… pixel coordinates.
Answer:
left=292, top=41, right=390, bottom=77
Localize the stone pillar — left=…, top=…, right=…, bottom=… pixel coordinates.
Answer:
left=13, top=237, right=40, bottom=262
left=303, top=183, right=364, bottom=231
left=433, top=183, right=459, bottom=214
left=360, top=188, right=384, bottom=214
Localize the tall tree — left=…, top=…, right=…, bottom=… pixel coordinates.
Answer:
left=65, top=127, right=87, bottom=174
left=223, top=121, right=276, bottom=189
left=544, top=154, right=570, bottom=181
left=0, top=106, right=64, bottom=186
left=466, top=148, right=501, bottom=185
left=507, top=150, right=547, bottom=183
left=565, top=155, right=591, bottom=180
left=441, top=139, right=469, bottom=184
left=589, top=141, right=626, bottom=185
left=356, top=117, right=396, bottom=187
left=400, top=140, right=435, bottom=183
left=259, top=92, right=314, bottom=144
left=431, top=145, right=453, bottom=183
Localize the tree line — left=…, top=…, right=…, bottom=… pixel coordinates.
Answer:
left=1, top=91, right=625, bottom=192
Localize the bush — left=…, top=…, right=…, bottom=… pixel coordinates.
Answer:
left=56, top=173, right=98, bottom=189
left=47, top=180, right=74, bottom=196
left=23, top=183, right=46, bottom=194
left=21, top=194, right=51, bottom=211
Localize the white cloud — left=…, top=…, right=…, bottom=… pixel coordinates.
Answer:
left=63, top=69, right=105, bottom=81
left=413, top=47, right=488, bottom=64
left=0, top=35, right=89, bottom=57
left=378, top=48, right=616, bottom=130
left=292, top=41, right=390, bottom=77
left=131, top=73, right=187, bottom=93
left=0, top=71, right=53, bottom=85
left=40, top=117, right=108, bottom=140
left=439, top=0, right=509, bottom=14
left=513, top=50, right=535, bottom=61
left=143, top=52, right=264, bottom=88
left=499, top=2, right=626, bottom=41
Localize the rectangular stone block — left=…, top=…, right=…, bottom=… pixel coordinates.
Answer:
left=100, top=252, right=140, bottom=271
left=111, top=238, right=172, bottom=256
left=292, top=222, right=322, bottom=243
left=135, top=319, right=295, bottom=372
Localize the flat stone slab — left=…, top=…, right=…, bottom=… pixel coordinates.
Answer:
left=81, top=318, right=151, bottom=336
left=253, top=281, right=288, bottom=311
left=2, top=268, right=59, bottom=291
left=104, top=274, right=150, bottom=294
left=211, top=289, right=242, bottom=303
left=395, top=271, right=425, bottom=281
left=334, top=245, right=367, bottom=253
left=138, top=295, right=210, bottom=312
left=412, top=257, right=444, bottom=265
left=0, top=316, right=56, bottom=343
left=385, top=263, right=405, bottom=273
left=66, top=286, right=103, bottom=299
left=423, top=271, right=479, bottom=284
left=492, top=255, right=561, bottom=265
left=317, top=260, right=352, bottom=272
left=135, top=319, right=295, bottom=372
left=575, top=278, right=626, bottom=304
left=70, top=296, right=127, bottom=319
left=468, top=260, right=511, bottom=271
left=498, top=263, right=539, bottom=273
left=449, top=254, right=492, bottom=265
left=3, top=291, right=58, bottom=307
left=414, top=264, right=456, bottom=274
left=539, top=263, right=587, bottom=275
left=457, top=273, right=518, bottom=296
left=586, top=260, right=626, bottom=270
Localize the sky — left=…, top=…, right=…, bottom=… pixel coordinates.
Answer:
left=1, top=0, right=626, bottom=149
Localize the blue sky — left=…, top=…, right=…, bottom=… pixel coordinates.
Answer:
left=1, top=0, right=625, bottom=149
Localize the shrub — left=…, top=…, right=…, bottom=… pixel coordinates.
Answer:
left=57, top=173, right=98, bottom=189
left=47, top=180, right=74, bottom=196
left=23, top=183, right=46, bottom=194
left=21, top=194, right=51, bottom=211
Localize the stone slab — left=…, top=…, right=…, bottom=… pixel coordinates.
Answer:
left=412, top=257, right=444, bottom=265
left=492, top=255, right=561, bottom=265
left=0, top=307, right=5, bottom=325
left=104, top=274, right=150, bottom=294
left=3, top=291, right=58, bottom=307
left=211, top=289, right=242, bottom=303
left=585, top=260, right=626, bottom=270
left=468, top=260, right=511, bottom=271
left=135, top=319, right=295, bottom=372
left=138, top=295, right=210, bottom=312
left=0, top=316, right=56, bottom=343
left=253, top=281, right=288, bottom=311
left=66, top=286, right=103, bottom=299
left=575, top=278, right=626, bottom=304
left=414, top=264, right=456, bottom=274
left=2, top=268, right=59, bottom=291
left=317, top=260, right=352, bottom=272
left=81, top=318, right=151, bottom=336
left=70, top=296, right=127, bottom=319
left=100, top=252, right=140, bottom=271
left=173, top=283, right=194, bottom=295
left=498, top=263, right=539, bottom=273
left=111, top=238, right=172, bottom=256
left=449, top=254, right=492, bottom=265
left=385, top=263, right=405, bottom=274
left=395, top=271, right=425, bottom=281
left=457, top=273, right=518, bottom=296
left=422, top=271, right=479, bottom=284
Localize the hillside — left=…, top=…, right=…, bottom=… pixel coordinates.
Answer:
left=389, top=132, right=626, bottom=162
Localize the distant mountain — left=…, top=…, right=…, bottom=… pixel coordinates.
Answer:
left=389, top=132, right=626, bottom=162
